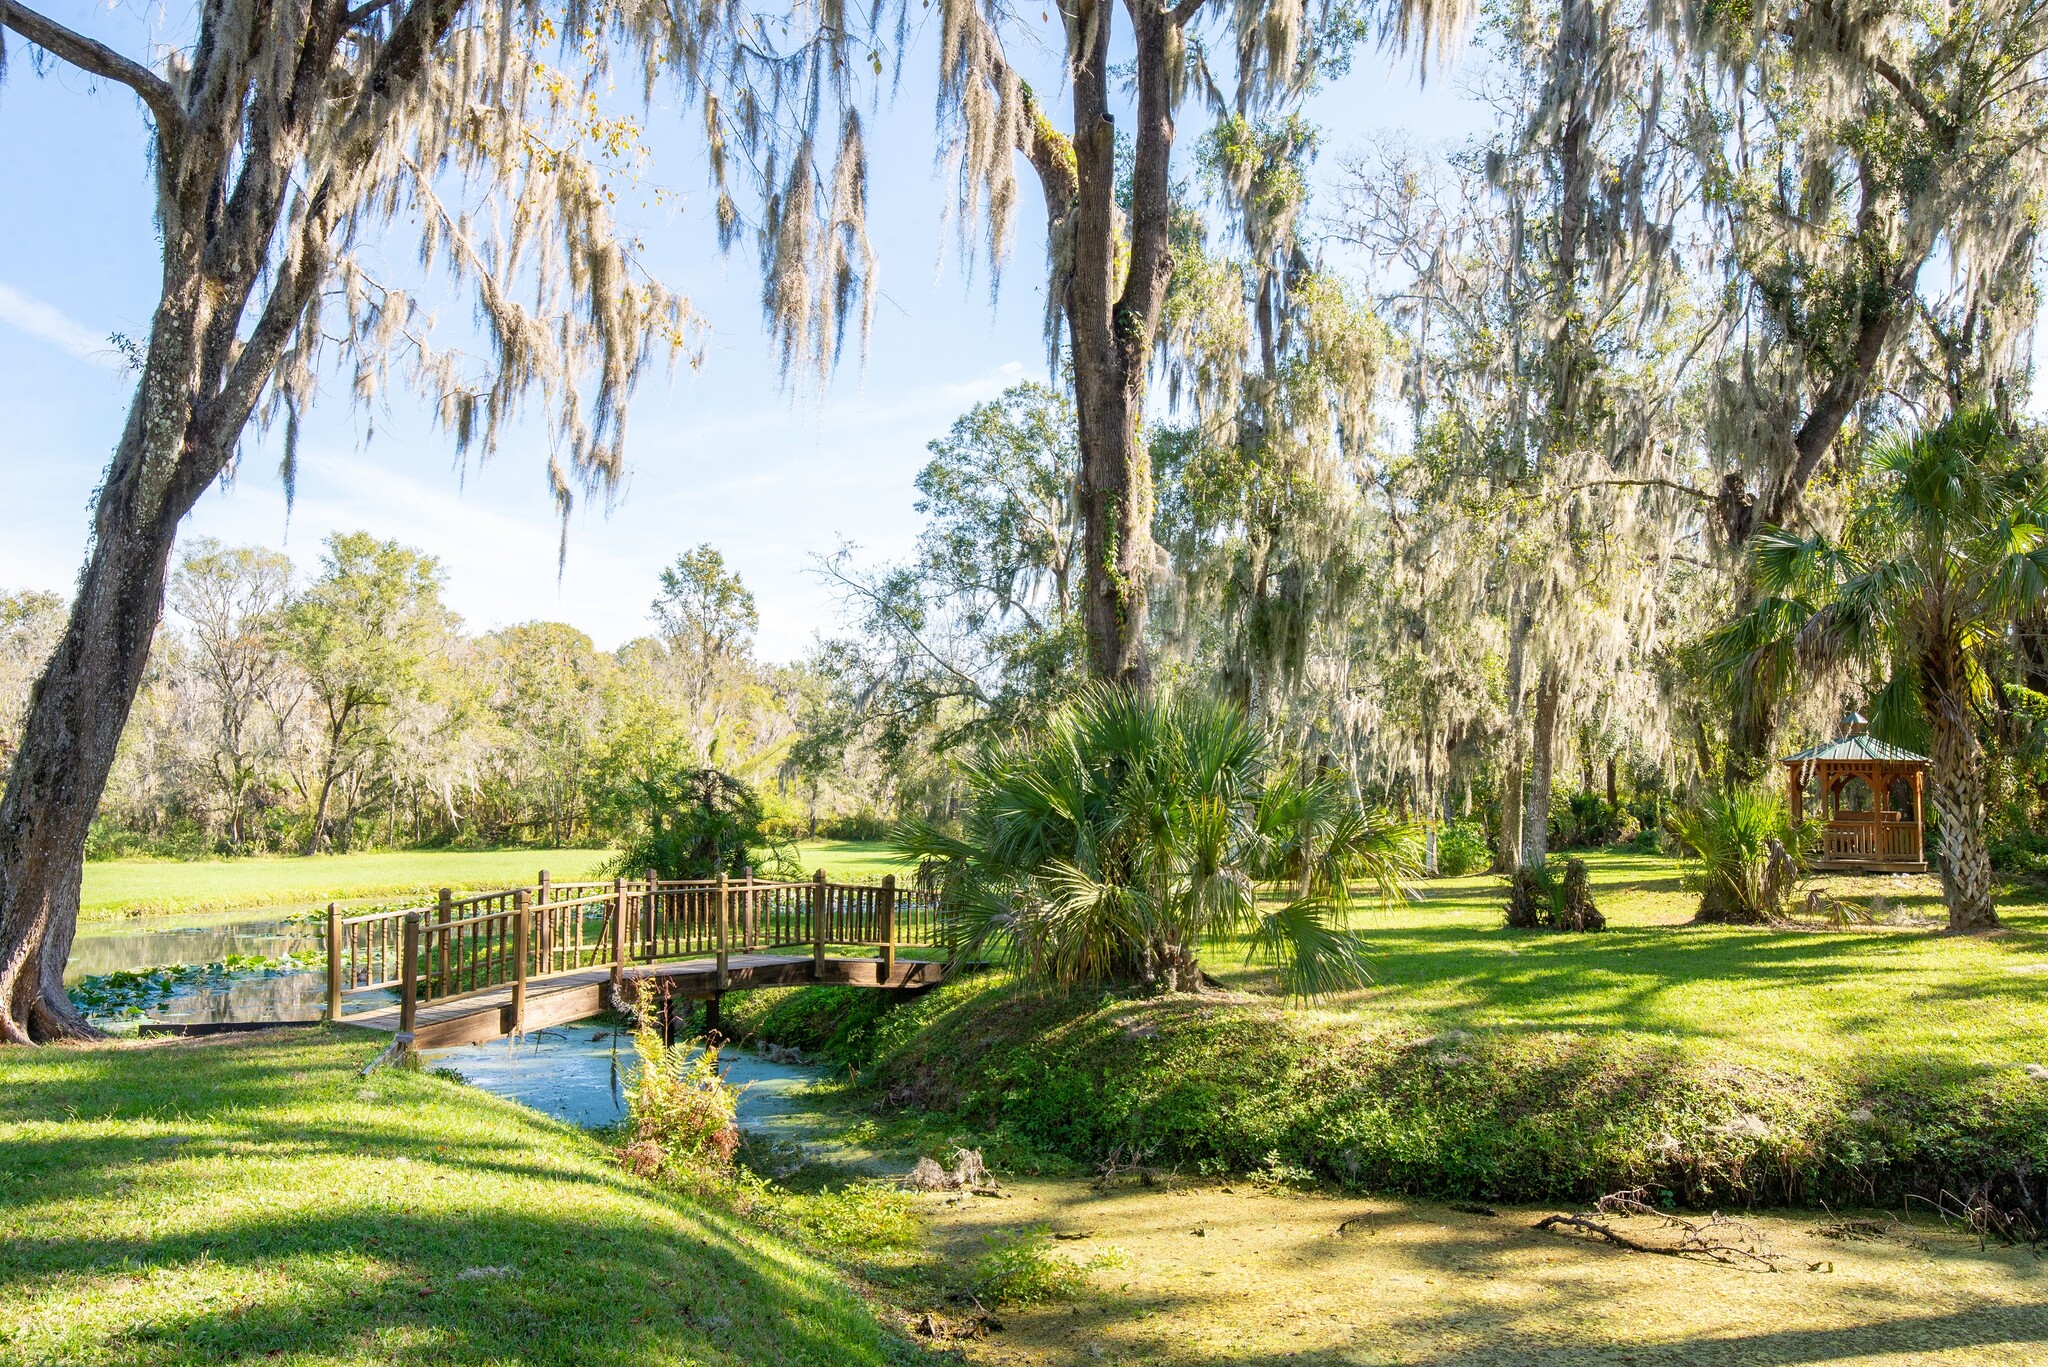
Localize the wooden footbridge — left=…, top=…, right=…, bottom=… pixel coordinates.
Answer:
left=327, top=870, right=946, bottom=1049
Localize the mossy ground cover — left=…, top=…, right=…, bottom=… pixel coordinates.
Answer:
left=0, top=1028, right=909, bottom=1366
left=913, top=1176, right=2048, bottom=1367
left=725, top=853, right=2048, bottom=1206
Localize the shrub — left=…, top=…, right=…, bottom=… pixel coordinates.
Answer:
left=1503, top=857, right=1605, bottom=931
left=621, top=1026, right=742, bottom=1178
left=1552, top=792, right=1625, bottom=848
left=608, top=768, right=798, bottom=880
left=895, top=685, right=1417, bottom=997
left=1666, top=788, right=1814, bottom=924
left=1432, top=822, right=1490, bottom=877
left=817, top=811, right=895, bottom=841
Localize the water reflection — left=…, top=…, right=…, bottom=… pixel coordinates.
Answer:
left=72, top=906, right=359, bottom=1025
left=70, top=909, right=321, bottom=982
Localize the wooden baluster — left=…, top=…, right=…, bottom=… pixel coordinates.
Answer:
left=880, top=874, right=896, bottom=984
left=325, top=903, right=341, bottom=1022
left=537, top=870, right=552, bottom=975
left=513, top=890, right=529, bottom=1035
left=716, top=873, right=730, bottom=989
left=400, top=913, right=420, bottom=1035
left=813, top=869, right=828, bottom=978
left=436, top=888, right=452, bottom=999
left=743, top=866, right=755, bottom=951
left=610, top=876, right=627, bottom=1000
left=644, top=870, right=658, bottom=961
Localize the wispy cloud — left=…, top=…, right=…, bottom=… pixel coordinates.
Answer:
left=0, top=282, right=123, bottom=369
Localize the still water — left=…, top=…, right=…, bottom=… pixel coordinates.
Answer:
left=422, top=1023, right=886, bottom=1165
left=71, top=906, right=331, bottom=1025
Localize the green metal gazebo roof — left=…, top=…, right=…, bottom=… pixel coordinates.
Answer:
left=1781, top=733, right=1928, bottom=765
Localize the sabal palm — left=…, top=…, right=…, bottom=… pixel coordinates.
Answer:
left=895, top=686, right=1417, bottom=997
left=1716, top=409, right=2048, bottom=929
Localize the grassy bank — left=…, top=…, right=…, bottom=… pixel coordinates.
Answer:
left=726, top=853, right=2048, bottom=1207
left=79, top=840, right=908, bottom=921
left=0, top=1028, right=904, bottom=1366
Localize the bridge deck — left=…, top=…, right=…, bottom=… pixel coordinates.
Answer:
left=340, top=952, right=945, bottom=1049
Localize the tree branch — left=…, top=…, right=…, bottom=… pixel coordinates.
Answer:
left=0, top=0, right=180, bottom=129
left=1168, top=0, right=1207, bottom=27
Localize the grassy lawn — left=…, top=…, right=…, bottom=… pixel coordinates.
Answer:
left=731, top=850, right=2048, bottom=1204
left=0, top=1029, right=902, bottom=1367
left=789, top=840, right=907, bottom=883
left=1205, top=850, right=2048, bottom=1084
left=80, top=850, right=619, bottom=921
left=78, top=841, right=907, bottom=921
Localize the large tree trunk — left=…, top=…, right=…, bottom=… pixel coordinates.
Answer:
left=1926, top=655, right=2000, bottom=931
left=1521, top=665, right=1563, bottom=869
left=1009, top=0, right=1183, bottom=691
left=1492, top=612, right=1533, bottom=873
left=0, top=362, right=218, bottom=1040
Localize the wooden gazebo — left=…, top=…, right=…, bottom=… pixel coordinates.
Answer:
left=1782, top=714, right=1928, bottom=873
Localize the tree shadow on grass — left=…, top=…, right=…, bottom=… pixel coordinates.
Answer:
left=0, top=1029, right=897, bottom=1367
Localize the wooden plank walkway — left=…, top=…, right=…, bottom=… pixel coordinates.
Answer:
left=340, top=952, right=947, bottom=1050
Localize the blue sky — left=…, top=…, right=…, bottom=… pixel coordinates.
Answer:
left=0, top=5, right=1495, bottom=659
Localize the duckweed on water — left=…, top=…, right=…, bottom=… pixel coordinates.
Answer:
left=68, top=951, right=321, bottom=1018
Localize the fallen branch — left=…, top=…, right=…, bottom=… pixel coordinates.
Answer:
left=1532, top=1188, right=1789, bottom=1270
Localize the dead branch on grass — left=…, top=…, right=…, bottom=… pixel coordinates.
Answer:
left=1532, top=1188, right=1790, bottom=1270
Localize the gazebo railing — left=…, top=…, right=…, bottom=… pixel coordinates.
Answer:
left=1821, top=818, right=1921, bottom=863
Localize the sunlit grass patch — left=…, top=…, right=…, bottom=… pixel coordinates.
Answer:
left=0, top=1028, right=903, bottom=1366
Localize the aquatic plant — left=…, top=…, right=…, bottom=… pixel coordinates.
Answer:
left=67, top=952, right=320, bottom=1020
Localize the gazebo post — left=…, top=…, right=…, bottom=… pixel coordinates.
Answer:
left=1913, top=769, right=1926, bottom=865
left=1787, top=763, right=1804, bottom=825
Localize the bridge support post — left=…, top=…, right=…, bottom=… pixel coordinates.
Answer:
left=325, top=903, right=341, bottom=1023
left=512, top=890, right=529, bottom=1036
left=880, top=874, right=896, bottom=985
left=812, top=869, right=828, bottom=979
left=705, top=993, right=722, bottom=1038
left=400, top=913, right=420, bottom=1035
left=716, top=874, right=730, bottom=990
left=610, top=876, right=627, bottom=1001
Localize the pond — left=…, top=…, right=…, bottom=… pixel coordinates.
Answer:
left=72, top=904, right=355, bottom=1026
left=421, top=1022, right=888, bottom=1167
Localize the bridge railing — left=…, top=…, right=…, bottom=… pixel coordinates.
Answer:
left=325, top=865, right=950, bottom=1034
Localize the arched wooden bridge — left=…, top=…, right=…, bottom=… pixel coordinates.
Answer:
left=328, top=870, right=947, bottom=1049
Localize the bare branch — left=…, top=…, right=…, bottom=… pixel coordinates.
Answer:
left=0, top=0, right=179, bottom=129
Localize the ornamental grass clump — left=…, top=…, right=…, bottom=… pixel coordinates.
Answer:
left=895, top=684, right=1418, bottom=998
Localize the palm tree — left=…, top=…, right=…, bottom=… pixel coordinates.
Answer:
left=1715, top=409, right=2048, bottom=930
left=894, top=686, right=1418, bottom=997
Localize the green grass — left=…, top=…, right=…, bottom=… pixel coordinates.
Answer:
left=1208, top=850, right=2048, bottom=1084
left=0, top=1029, right=906, bottom=1366
left=788, top=841, right=908, bottom=884
left=726, top=851, right=2048, bottom=1206
left=80, top=850, right=618, bottom=920
left=78, top=841, right=905, bottom=921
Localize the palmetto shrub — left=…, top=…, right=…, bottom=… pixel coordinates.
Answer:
left=895, top=685, right=1418, bottom=998
left=1665, top=788, right=1816, bottom=924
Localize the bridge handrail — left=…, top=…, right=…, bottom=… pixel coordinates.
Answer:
left=327, top=868, right=952, bottom=1033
